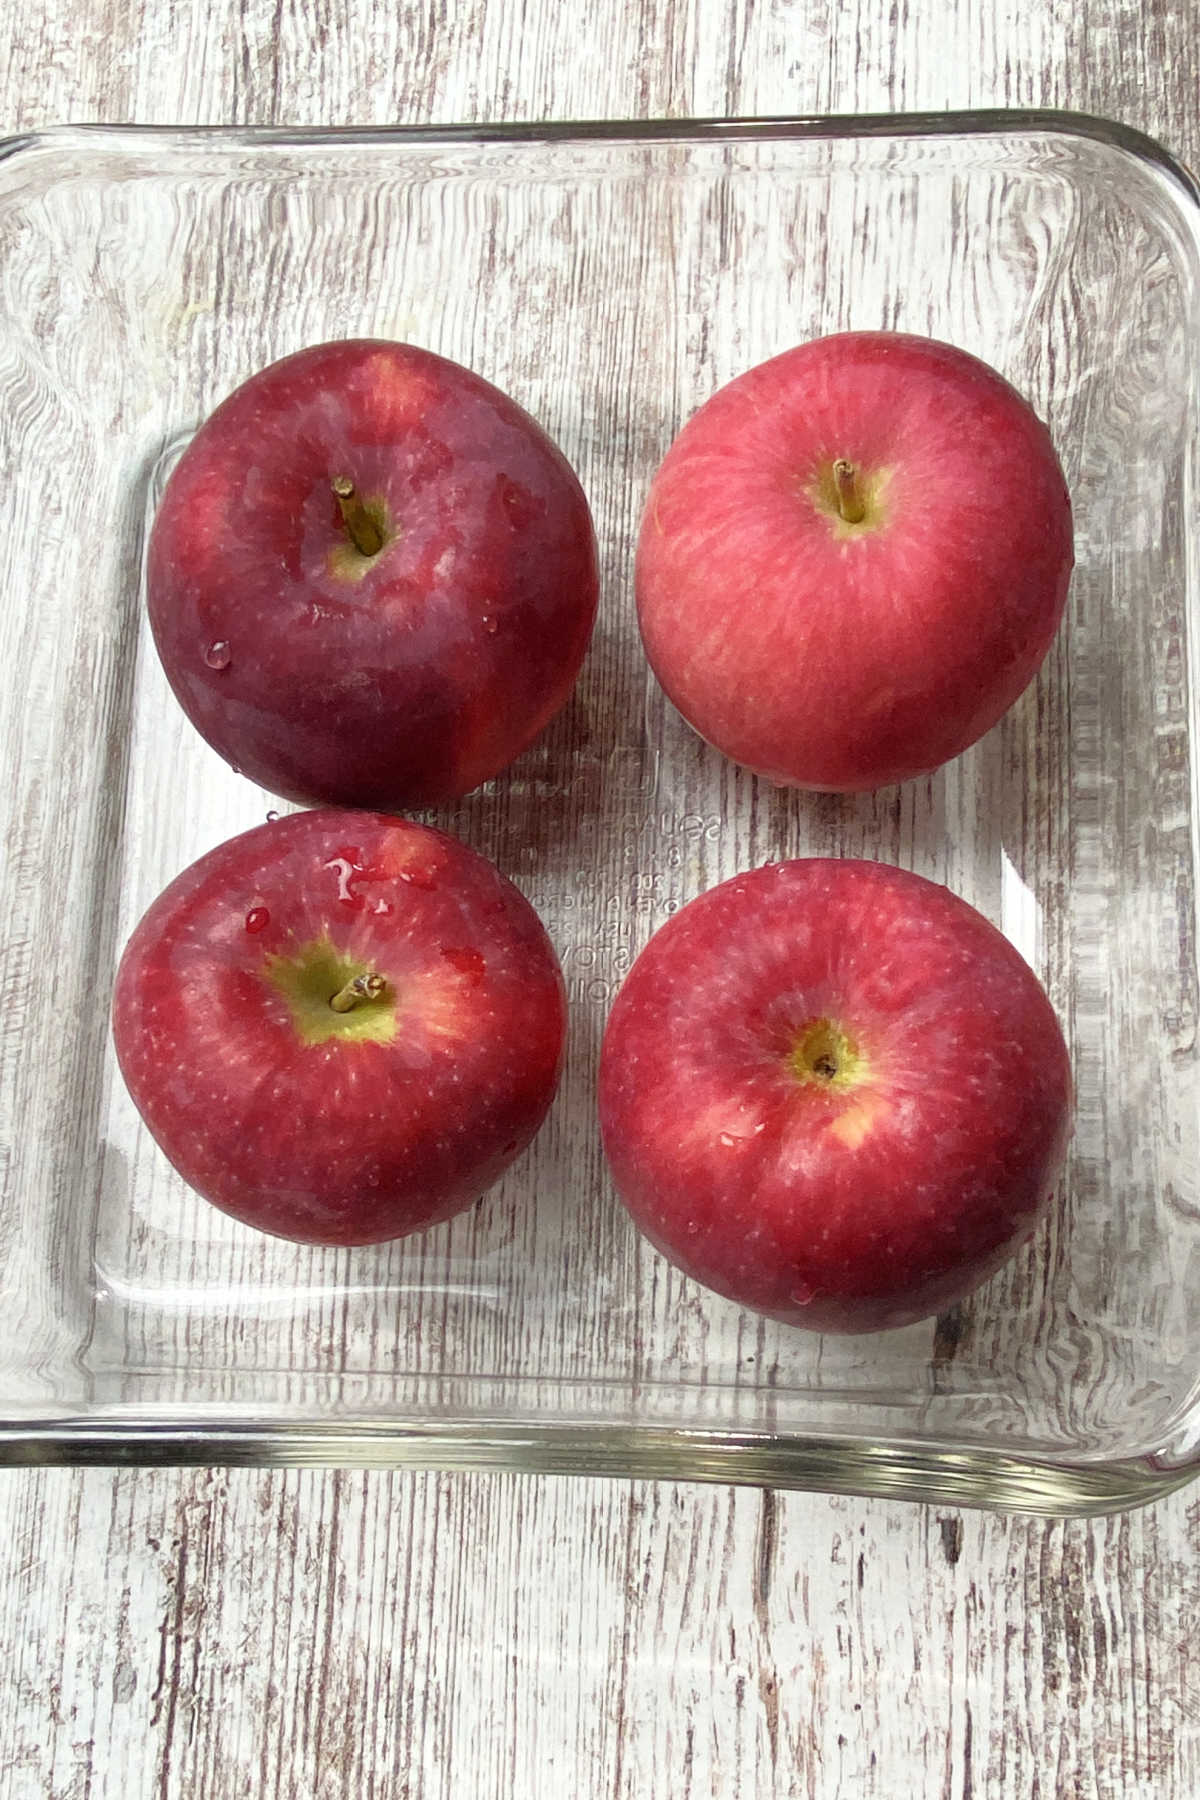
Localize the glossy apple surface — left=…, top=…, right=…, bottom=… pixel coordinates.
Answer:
left=112, top=810, right=567, bottom=1245
left=636, top=332, right=1074, bottom=791
left=598, top=858, right=1073, bottom=1333
left=148, top=339, right=599, bottom=808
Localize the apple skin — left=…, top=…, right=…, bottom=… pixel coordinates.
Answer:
left=598, top=858, right=1073, bottom=1333
left=147, top=339, right=599, bottom=809
left=636, top=332, right=1074, bottom=791
left=112, top=810, right=567, bottom=1246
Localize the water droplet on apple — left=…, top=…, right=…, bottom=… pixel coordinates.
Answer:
left=265, top=810, right=280, bottom=823
left=718, top=1131, right=739, bottom=1148
left=481, top=614, right=498, bottom=634
left=752, top=1121, right=766, bottom=1134
left=789, top=1280, right=817, bottom=1306
left=397, top=866, right=437, bottom=891
left=244, top=906, right=270, bottom=934
left=324, top=856, right=360, bottom=904
left=204, top=640, right=231, bottom=670
left=373, top=898, right=392, bottom=915
left=440, top=946, right=486, bottom=985
left=498, top=475, right=544, bottom=529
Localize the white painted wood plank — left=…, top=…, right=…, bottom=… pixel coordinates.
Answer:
left=0, top=1469, right=1197, bottom=1797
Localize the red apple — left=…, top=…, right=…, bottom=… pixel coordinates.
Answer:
left=598, top=858, right=1073, bottom=1333
left=112, top=810, right=567, bottom=1246
left=636, top=332, right=1073, bottom=791
left=147, top=339, right=599, bottom=808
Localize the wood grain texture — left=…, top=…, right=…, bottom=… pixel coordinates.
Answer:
left=1, top=1468, right=1198, bottom=1797
left=1, top=3, right=1199, bottom=1799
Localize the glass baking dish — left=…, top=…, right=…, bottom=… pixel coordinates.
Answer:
left=1, top=113, right=1198, bottom=1515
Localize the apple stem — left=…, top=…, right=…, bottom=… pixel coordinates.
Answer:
left=332, top=477, right=384, bottom=558
left=329, top=973, right=388, bottom=1013
left=832, top=459, right=867, bottom=525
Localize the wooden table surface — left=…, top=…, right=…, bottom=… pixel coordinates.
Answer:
left=2, top=4, right=1199, bottom=1797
